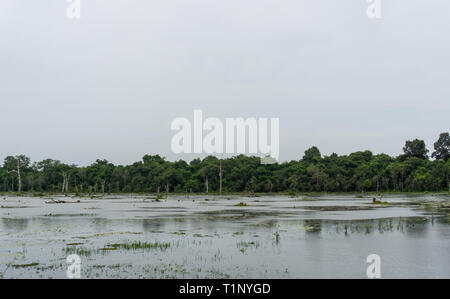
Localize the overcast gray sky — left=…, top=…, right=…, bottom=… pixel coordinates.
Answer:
left=0, top=0, right=449, bottom=166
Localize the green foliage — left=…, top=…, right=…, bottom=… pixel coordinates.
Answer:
left=1, top=133, right=449, bottom=193
left=402, top=139, right=429, bottom=160
left=303, top=146, right=321, bottom=163
left=432, top=132, right=450, bottom=161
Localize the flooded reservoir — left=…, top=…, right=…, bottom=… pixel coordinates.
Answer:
left=1, top=194, right=449, bottom=278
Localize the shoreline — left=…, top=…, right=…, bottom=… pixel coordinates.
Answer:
left=2, top=191, right=449, bottom=198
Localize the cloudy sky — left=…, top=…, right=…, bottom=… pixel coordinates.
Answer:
left=0, top=0, right=449, bottom=166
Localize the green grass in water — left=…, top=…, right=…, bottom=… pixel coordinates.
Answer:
left=12, top=262, right=39, bottom=268
left=63, top=246, right=93, bottom=257
left=106, top=241, right=171, bottom=251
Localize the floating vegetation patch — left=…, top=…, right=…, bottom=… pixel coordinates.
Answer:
left=302, top=220, right=322, bottom=232
left=1, top=205, right=30, bottom=209
left=302, top=205, right=374, bottom=211
left=105, top=241, right=171, bottom=251
left=200, top=209, right=278, bottom=216
left=139, top=206, right=184, bottom=210
left=247, top=219, right=279, bottom=228
left=287, top=191, right=299, bottom=198
left=63, top=246, right=93, bottom=257
left=236, top=240, right=260, bottom=253
left=92, top=265, right=107, bottom=269
left=301, top=197, right=317, bottom=201
left=43, top=213, right=97, bottom=217
left=303, top=224, right=321, bottom=232
left=149, top=230, right=165, bottom=233
left=235, top=202, right=248, bottom=207
left=74, top=231, right=142, bottom=239
left=419, top=202, right=450, bottom=214
left=98, top=247, right=118, bottom=251
left=371, top=201, right=389, bottom=205
left=170, top=231, right=186, bottom=235
left=66, top=243, right=84, bottom=246
left=12, top=262, right=39, bottom=268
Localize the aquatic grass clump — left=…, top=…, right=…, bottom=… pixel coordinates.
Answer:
left=236, top=240, right=260, bottom=253
left=303, top=225, right=321, bottom=232
left=106, top=241, right=171, bottom=251
left=301, top=197, right=315, bottom=201
left=63, top=246, right=93, bottom=257
left=235, top=202, right=247, bottom=207
left=372, top=201, right=389, bottom=205
left=287, top=191, right=299, bottom=198
left=12, top=262, right=39, bottom=268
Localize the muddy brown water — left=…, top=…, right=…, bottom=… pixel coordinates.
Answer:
left=1, top=194, right=449, bottom=278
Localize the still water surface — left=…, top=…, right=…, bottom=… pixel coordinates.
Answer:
left=1, top=194, right=449, bottom=278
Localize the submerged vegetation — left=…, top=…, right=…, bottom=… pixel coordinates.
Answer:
left=63, top=241, right=171, bottom=258
left=105, top=241, right=171, bottom=251
left=236, top=240, right=260, bottom=253
left=0, top=133, right=448, bottom=194
left=63, top=246, right=94, bottom=257
left=11, top=262, right=39, bottom=268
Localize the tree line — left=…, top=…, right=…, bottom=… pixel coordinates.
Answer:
left=1, top=133, right=449, bottom=194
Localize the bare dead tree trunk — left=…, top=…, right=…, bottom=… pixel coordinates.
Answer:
left=17, top=160, right=22, bottom=193
left=205, top=176, right=209, bottom=193
left=9, top=160, right=23, bottom=192
left=101, top=180, right=105, bottom=194
left=61, top=172, right=70, bottom=193
left=165, top=180, right=169, bottom=198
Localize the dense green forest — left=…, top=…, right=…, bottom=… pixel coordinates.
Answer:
left=1, top=133, right=449, bottom=194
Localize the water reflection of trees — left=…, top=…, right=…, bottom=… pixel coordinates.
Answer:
left=329, top=217, right=432, bottom=236
left=142, top=218, right=167, bottom=231
left=403, top=217, right=429, bottom=237
left=1, top=218, right=29, bottom=232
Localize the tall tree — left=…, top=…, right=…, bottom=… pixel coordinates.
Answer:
left=431, top=132, right=450, bottom=161
left=3, top=155, right=30, bottom=192
left=302, top=146, right=321, bottom=163
left=402, top=139, right=429, bottom=160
